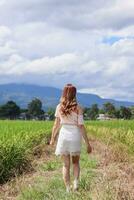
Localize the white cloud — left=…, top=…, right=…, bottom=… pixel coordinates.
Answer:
left=0, top=0, right=134, bottom=101
left=0, top=26, right=12, bottom=39
left=0, top=43, right=16, bottom=57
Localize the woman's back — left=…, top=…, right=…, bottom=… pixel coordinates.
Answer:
left=55, top=104, right=84, bottom=125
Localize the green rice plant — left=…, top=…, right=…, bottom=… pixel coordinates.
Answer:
left=85, top=120, right=134, bottom=155
left=0, top=120, right=53, bottom=183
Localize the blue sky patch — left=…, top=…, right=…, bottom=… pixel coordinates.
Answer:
left=102, top=36, right=123, bottom=45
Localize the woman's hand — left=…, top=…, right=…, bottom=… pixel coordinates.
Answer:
left=50, top=117, right=60, bottom=146
left=87, top=143, right=92, bottom=154
left=78, top=124, right=92, bottom=154
left=49, top=138, right=55, bottom=146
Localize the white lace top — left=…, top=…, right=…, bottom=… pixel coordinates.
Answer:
left=54, top=104, right=84, bottom=125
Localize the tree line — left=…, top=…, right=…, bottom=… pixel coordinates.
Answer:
left=0, top=98, right=55, bottom=120
left=84, top=102, right=134, bottom=120
left=0, top=99, right=133, bottom=120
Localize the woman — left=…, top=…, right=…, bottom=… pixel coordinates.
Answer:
left=50, top=83, right=92, bottom=192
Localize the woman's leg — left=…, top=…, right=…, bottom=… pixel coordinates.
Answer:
left=72, top=155, right=80, bottom=190
left=61, top=154, right=71, bottom=188
left=72, top=155, right=80, bottom=180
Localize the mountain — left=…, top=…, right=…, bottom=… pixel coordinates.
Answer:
left=0, top=83, right=133, bottom=109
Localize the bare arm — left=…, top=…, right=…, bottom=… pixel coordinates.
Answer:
left=79, top=124, right=92, bottom=153
left=50, top=117, right=61, bottom=145
left=78, top=124, right=90, bottom=146
left=77, top=105, right=92, bottom=153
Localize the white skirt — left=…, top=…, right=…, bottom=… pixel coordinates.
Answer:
left=55, top=124, right=82, bottom=156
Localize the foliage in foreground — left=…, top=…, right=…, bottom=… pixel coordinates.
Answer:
left=86, top=120, right=134, bottom=154
left=0, top=119, right=134, bottom=185
left=0, top=120, right=53, bottom=184
left=17, top=145, right=97, bottom=200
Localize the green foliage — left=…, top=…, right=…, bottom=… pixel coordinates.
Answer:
left=39, top=160, right=61, bottom=171
left=99, top=108, right=105, bottom=114
left=103, top=102, right=116, bottom=117
left=27, top=98, right=44, bottom=117
left=86, top=120, right=134, bottom=154
left=0, top=120, right=53, bottom=183
left=0, top=99, right=133, bottom=120
left=84, top=104, right=99, bottom=120
left=0, top=101, right=20, bottom=119
left=1, top=119, right=134, bottom=199
left=18, top=144, right=97, bottom=200
left=47, top=108, right=55, bottom=120
left=130, top=106, right=134, bottom=119
left=89, top=104, right=99, bottom=120
left=84, top=102, right=133, bottom=120
left=119, top=106, right=132, bottom=119
left=114, top=106, right=132, bottom=119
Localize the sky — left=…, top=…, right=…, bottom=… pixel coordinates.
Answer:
left=0, top=0, right=134, bottom=102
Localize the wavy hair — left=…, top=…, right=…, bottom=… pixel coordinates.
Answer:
left=59, top=83, right=78, bottom=116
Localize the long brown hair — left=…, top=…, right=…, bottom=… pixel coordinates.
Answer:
left=59, top=83, right=78, bottom=116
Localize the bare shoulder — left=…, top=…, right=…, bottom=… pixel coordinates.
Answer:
left=56, top=103, right=61, bottom=108
left=77, top=104, right=84, bottom=114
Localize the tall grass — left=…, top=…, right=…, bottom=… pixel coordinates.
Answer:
left=0, top=120, right=53, bottom=184
left=85, top=120, right=134, bottom=155
left=0, top=119, right=134, bottom=185
left=17, top=144, right=98, bottom=200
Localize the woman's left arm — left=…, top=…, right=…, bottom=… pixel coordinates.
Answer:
left=50, top=117, right=61, bottom=145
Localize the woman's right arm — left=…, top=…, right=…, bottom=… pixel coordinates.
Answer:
left=78, top=105, right=92, bottom=153
left=79, top=124, right=92, bottom=153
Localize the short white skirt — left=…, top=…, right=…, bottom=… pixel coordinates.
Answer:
left=55, top=124, right=82, bottom=156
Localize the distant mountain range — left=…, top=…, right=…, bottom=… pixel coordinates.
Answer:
left=0, top=83, right=134, bottom=110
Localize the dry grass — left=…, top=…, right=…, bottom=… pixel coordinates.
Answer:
left=0, top=131, right=134, bottom=199
left=0, top=144, right=58, bottom=200
left=90, top=138, right=134, bottom=200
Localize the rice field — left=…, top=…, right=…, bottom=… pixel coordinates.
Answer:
left=85, top=120, right=134, bottom=155
left=0, top=120, right=53, bottom=184
left=0, top=120, right=134, bottom=183
left=0, top=119, right=134, bottom=200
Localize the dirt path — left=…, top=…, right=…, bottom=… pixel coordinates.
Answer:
left=0, top=138, right=134, bottom=200
left=90, top=137, right=134, bottom=200
left=0, top=145, right=58, bottom=200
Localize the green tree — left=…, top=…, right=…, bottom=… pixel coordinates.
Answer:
left=130, top=106, right=134, bottom=119
left=0, top=101, right=20, bottom=119
left=119, top=106, right=132, bottom=119
left=88, top=104, right=99, bottom=120
left=20, top=108, right=28, bottom=113
left=114, top=109, right=121, bottom=119
left=99, top=108, right=105, bottom=114
left=27, top=98, right=44, bottom=117
left=103, top=102, right=116, bottom=117
left=83, top=107, right=91, bottom=119
left=47, top=108, right=55, bottom=120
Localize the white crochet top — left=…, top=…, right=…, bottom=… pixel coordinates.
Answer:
left=54, top=103, right=84, bottom=125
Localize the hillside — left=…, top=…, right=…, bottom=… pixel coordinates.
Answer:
left=0, top=83, right=133, bottom=109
